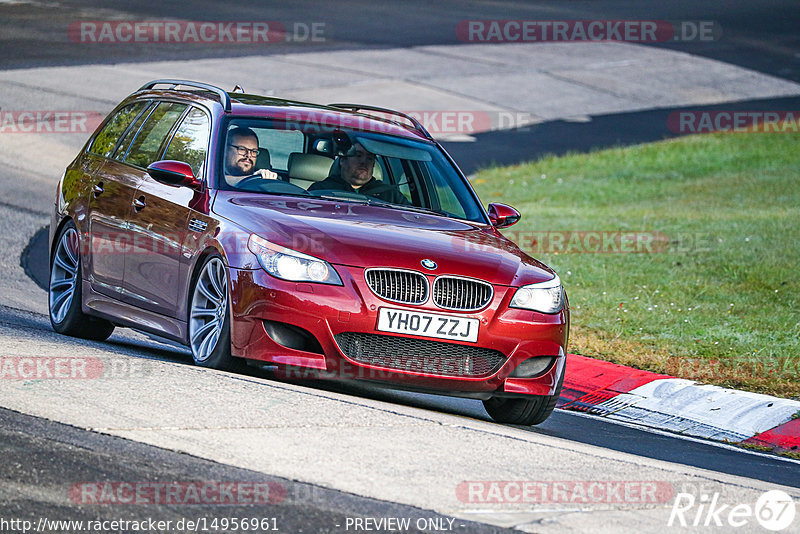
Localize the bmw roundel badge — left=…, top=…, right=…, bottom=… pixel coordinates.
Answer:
left=421, top=259, right=437, bottom=270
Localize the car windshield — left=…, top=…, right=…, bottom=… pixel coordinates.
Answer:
left=217, top=118, right=487, bottom=223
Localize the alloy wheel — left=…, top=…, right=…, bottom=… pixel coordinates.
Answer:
left=49, top=227, right=80, bottom=324
left=189, top=257, right=228, bottom=362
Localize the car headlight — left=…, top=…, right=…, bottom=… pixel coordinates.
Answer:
left=510, top=275, right=564, bottom=313
left=247, top=234, right=342, bottom=285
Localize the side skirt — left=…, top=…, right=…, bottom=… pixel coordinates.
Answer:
left=81, top=279, right=188, bottom=344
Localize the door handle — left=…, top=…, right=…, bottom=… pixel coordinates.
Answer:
left=92, top=183, right=104, bottom=197
left=133, top=196, right=146, bottom=211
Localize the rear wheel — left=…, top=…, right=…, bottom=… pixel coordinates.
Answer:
left=483, top=361, right=565, bottom=425
left=189, top=255, right=237, bottom=370
left=49, top=221, right=115, bottom=341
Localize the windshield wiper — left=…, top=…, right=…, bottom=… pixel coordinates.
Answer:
left=372, top=202, right=451, bottom=217
left=260, top=191, right=311, bottom=198
left=317, top=194, right=451, bottom=217
left=317, top=194, right=373, bottom=205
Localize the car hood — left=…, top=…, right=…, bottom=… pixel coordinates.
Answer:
left=213, top=192, right=555, bottom=286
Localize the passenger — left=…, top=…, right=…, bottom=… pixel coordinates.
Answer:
left=224, top=127, right=278, bottom=186
left=308, top=143, right=408, bottom=204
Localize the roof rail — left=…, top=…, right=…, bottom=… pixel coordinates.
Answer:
left=138, top=79, right=232, bottom=113
left=328, top=103, right=433, bottom=140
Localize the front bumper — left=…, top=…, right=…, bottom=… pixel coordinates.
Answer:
left=228, top=265, right=568, bottom=397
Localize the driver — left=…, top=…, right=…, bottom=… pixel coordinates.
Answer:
left=224, top=127, right=278, bottom=186
left=308, top=143, right=408, bottom=204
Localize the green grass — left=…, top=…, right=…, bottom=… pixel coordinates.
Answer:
left=471, top=132, right=800, bottom=398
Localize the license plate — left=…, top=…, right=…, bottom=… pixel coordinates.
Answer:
left=376, top=307, right=479, bottom=343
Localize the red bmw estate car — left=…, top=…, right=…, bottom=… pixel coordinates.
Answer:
left=49, top=80, right=569, bottom=425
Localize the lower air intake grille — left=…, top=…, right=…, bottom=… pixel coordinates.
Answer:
left=334, top=332, right=505, bottom=378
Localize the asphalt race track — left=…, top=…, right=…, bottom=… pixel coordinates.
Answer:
left=2, top=0, right=798, bottom=83
left=1, top=1, right=799, bottom=533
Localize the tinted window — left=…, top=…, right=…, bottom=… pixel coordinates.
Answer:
left=125, top=102, right=187, bottom=168
left=164, top=107, right=210, bottom=177
left=89, top=101, right=149, bottom=157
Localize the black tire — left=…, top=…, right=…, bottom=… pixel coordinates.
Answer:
left=188, top=254, right=239, bottom=371
left=483, top=360, right=566, bottom=425
left=49, top=221, right=115, bottom=341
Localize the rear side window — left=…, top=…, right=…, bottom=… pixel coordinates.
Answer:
left=89, top=101, right=149, bottom=158
left=164, top=107, right=211, bottom=177
left=124, top=102, right=188, bottom=169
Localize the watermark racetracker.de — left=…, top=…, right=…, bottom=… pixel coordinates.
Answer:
left=457, top=20, right=720, bottom=43
left=0, top=357, right=150, bottom=380
left=457, top=480, right=675, bottom=504
left=278, top=109, right=537, bottom=135
left=668, top=111, right=800, bottom=134
left=69, top=481, right=286, bottom=505
left=68, top=20, right=326, bottom=43
left=402, top=110, right=535, bottom=135
left=0, top=110, right=104, bottom=134
left=454, top=231, right=717, bottom=255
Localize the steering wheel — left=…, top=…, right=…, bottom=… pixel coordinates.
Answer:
left=235, top=175, right=309, bottom=195
left=235, top=174, right=274, bottom=193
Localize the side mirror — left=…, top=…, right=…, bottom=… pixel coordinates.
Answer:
left=147, top=160, right=202, bottom=190
left=487, top=203, right=521, bottom=228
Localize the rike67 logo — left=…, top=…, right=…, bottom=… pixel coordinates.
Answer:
left=669, top=489, right=796, bottom=531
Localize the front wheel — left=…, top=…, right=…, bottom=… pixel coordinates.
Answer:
left=188, top=255, right=237, bottom=370
left=483, top=362, right=565, bottom=426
